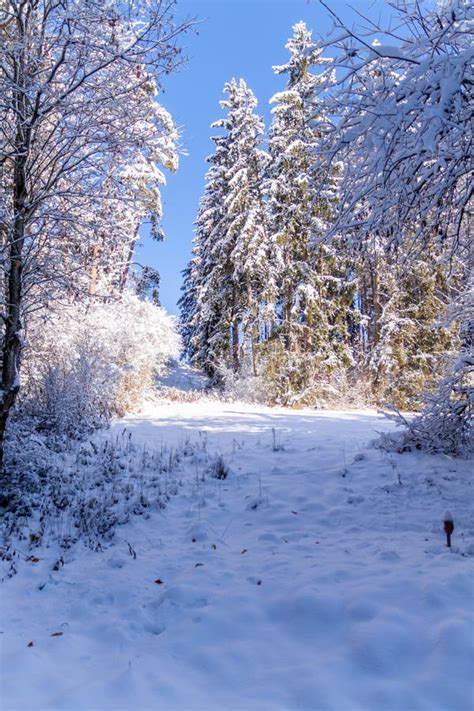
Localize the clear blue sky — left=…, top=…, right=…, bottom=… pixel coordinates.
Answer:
left=136, top=0, right=389, bottom=315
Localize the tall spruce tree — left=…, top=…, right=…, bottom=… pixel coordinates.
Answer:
left=179, top=127, right=230, bottom=376
left=263, top=22, right=354, bottom=405
left=180, top=79, right=269, bottom=379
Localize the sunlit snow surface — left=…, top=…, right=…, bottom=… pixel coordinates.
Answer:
left=2, top=402, right=473, bottom=711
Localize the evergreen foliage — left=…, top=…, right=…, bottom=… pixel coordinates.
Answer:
left=180, top=79, right=269, bottom=379
left=180, top=12, right=470, bottom=429
left=262, top=22, right=354, bottom=402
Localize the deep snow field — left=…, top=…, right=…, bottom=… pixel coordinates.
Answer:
left=1, top=401, right=473, bottom=711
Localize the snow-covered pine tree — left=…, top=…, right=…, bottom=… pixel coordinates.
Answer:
left=179, top=122, right=232, bottom=377
left=218, top=79, right=271, bottom=377
left=316, top=55, right=463, bottom=410
left=179, top=262, right=198, bottom=364
left=263, top=22, right=354, bottom=405
left=180, top=79, right=269, bottom=379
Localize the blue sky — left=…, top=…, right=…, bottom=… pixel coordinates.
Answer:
left=137, top=0, right=388, bottom=315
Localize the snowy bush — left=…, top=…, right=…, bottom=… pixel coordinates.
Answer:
left=207, top=453, right=229, bottom=480
left=217, top=364, right=270, bottom=405
left=21, top=293, right=181, bottom=438
left=380, top=349, right=473, bottom=457
left=0, top=420, right=233, bottom=577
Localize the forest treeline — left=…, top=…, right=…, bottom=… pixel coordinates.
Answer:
left=179, top=20, right=469, bottom=414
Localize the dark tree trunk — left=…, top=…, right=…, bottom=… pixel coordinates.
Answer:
left=251, top=331, right=257, bottom=377
left=232, top=319, right=239, bottom=373
left=0, top=49, right=28, bottom=470
left=0, top=158, right=26, bottom=470
left=371, top=261, right=380, bottom=348
left=283, top=281, right=292, bottom=352
left=231, top=284, right=240, bottom=373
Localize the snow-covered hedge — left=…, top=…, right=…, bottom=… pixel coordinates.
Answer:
left=20, top=293, right=181, bottom=437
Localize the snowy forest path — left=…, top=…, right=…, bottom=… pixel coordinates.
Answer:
left=2, top=403, right=473, bottom=711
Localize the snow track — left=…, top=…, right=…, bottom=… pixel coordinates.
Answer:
left=1, top=403, right=473, bottom=711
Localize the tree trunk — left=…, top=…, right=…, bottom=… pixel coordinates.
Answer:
left=231, top=284, right=240, bottom=373
left=232, top=319, right=239, bottom=373
left=283, top=281, right=293, bottom=352
left=0, top=46, right=28, bottom=470
left=0, top=153, right=27, bottom=470
left=252, top=338, right=258, bottom=376
left=370, top=259, right=380, bottom=348
left=118, top=226, right=140, bottom=293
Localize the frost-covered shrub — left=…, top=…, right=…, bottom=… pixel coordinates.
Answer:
left=21, top=292, right=181, bottom=437
left=380, top=349, right=473, bottom=457
left=207, top=453, right=229, bottom=480
left=217, top=364, right=269, bottom=405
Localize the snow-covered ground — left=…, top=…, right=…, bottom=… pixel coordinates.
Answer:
left=1, top=402, right=473, bottom=711
left=156, top=360, right=210, bottom=393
